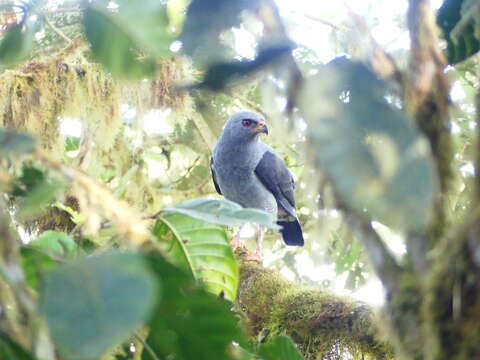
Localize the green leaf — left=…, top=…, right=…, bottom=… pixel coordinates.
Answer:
left=164, top=198, right=280, bottom=230
left=0, top=129, right=36, bottom=154
left=153, top=212, right=239, bottom=300
left=52, top=202, right=85, bottom=225
left=65, top=136, right=80, bottom=152
left=29, top=230, right=79, bottom=258
left=21, top=230, right=79, bottom=291
left=142, top=252, right=246, bottom=360
left=0, top=330, right=35, bottom=360
left=300, top=58, right=438, bottom=231
left=0, top=24, right=35, bottom=69
left=10, top=166, right=44, bottom=197
left=180, top=0, right=259, bottom=64
left=40, top=252, right=158, bottom=360
left=16, top=179, right=65, bottom=221
left=437, top=0, right=480, bottom=63
left=109, top=0, right=172, bottom=57
left=83, top=7, right=156, bottom=79
left=258, top=335, right=304, bottom=360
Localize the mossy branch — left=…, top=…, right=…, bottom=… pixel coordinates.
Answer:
left=406, top=0, right=455, bottom=246
left=237, top=261, right=393, bottom=360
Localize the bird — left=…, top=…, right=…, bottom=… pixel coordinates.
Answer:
left=211, top=111, right=304, bottom=259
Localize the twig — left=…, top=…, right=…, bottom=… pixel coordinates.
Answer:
left=134, top=332, right=161, bottom=360
left=347, top=8, right=402, bottom=84
left=44, top=15, right=73, bottom=45
left=292, top=12, right=346, bottom=32
left=35, top=152, right=150, bottom=247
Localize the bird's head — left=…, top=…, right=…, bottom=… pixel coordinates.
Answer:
left=222, top=111, right=269, bottom=142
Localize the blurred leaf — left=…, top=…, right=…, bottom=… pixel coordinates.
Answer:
left=11, top=166, right=44, bottom=197
left=65, top=136, right=80, bottom=152
left=301, top=58, right=438, bottom=230
left=0, top=24, right=35, bottom=69
left=164, top=197, right=280, bottom=230
left=52, top=202, right=85, bottom=225
left=438, top=0, right=480, bottom=64
left=167, top=0, right=190, bottom=33
left=258, top=335, right=304, bottom=360
left=180, top=0, right=259, bottom=64
left=16, top=179, right=65, bottom=221
left=0, top=129, right=36, bottom=154
left=21, top=246, right=59, bottom=290
left=112, top=0, right=172, bottom=56
left=142, top=252, right=246, bottom=360
left=174, top=165, right=209, bottom=191
left=21, top=230, right=81, bottom=291
left=328, top=231, right=367, bottom=290
left=83, top=7, right=156, bottom=79
left=0, top=330, right=35, bottom=360
left=40, top=252, right=158, bottom=360
left=195, top=46, right=292, bottom=91
left=29, top=230, right=79, bottom=258
left=153, top=212, right=239, bottom=300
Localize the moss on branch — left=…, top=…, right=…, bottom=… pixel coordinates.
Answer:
left=237, top=261, right=393, bottom=360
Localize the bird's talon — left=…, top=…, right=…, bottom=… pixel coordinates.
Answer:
left=230, top=237, right=246, bottom=251
left=244, top=252, right=263, bottom=264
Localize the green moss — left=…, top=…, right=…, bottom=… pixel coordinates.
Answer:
left=238, top=261, right=393, bottom=360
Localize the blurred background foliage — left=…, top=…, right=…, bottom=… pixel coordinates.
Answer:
left=0, top=0, right=479, bottom=359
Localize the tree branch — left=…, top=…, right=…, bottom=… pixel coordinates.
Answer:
left=406, top=0, right=454, bottom=247
left=237, top=261, right=393, bottom=360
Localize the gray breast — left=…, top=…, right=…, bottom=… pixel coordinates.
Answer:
left=213, top=145, right=278, bottom=214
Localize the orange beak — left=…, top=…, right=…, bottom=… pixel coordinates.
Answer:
left=253, top=120, right=269, bottom=135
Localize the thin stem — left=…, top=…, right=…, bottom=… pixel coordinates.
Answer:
left=134, top=332, right=161, bottom=360
left=44, top=16, right=73, bottom=45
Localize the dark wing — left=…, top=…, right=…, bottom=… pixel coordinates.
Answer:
left=211, top=156, right=222, bottom=195
left=254, top=151, right=296, bottom=217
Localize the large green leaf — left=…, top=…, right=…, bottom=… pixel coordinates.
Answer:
left=40, top=252, right=158, bottom=360
left=108, top=0, right=172, bottom=57
left=438, top=0, right=480, bottom=64
left=83, top=0, right=172, bottom=78
left=258, top=335, right=304, bottom=360
left=83, top=7, right=156, bottom=79
left=0, top=129, right=36, bottom=154
left=300, top=58, right=438, bottom=231
left=164, top=198, right=280, bottom=230
left=142, top=252, right=246, bottom=360
left=16, top=179, right=65, bottom=221
left=153, top=212, right=239, bottom=300
left=0, top=330, right=36, bottom=360
left=28, top=230, right=78, bottom=258
left=0, top=24, right=35, bottom=70
left=21, top=230, right=82, bottom=289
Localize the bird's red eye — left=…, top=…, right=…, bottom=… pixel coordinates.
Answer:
left=242, top=119, right=252, bottom=127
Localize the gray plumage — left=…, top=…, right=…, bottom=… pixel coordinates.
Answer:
left=211, top=111, right=304, bottom=246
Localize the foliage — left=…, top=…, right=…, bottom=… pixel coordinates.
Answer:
left=153, top=212, right=239, bottom=300
left=0, top=330, right=35, bottom=360
left=438, top=0, right=480, bottom=64
left=258, top=335, right=304, bottom=360
left=0, top=0, right=479, bottom=359
left=40, top=252, right=158, bottom=360
left=301, top=58, right=438, bottom=231
left=163, top=198, right=280, bottom=229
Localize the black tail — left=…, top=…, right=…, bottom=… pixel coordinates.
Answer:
left=278, top=219, right=304, bottom=246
